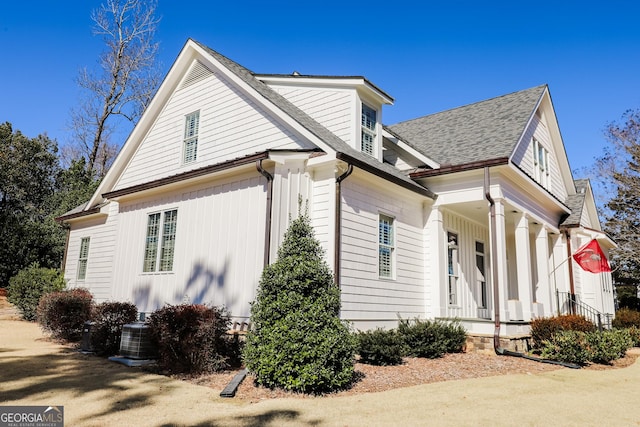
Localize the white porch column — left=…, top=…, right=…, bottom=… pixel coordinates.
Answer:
left=534, top=225, right=552, bottom=317
left=492, top=200, right=510, bottom=322
left=514, top=212, right=533, bottom=321
left=427, top=205, right=447, bottom=318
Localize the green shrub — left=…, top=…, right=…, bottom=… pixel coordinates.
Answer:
left=7, top=264, right=65, bottom=321
left=37, top=288, right=93, bottom=341
left=626, top=326, right=640, bottom=347
left=90, top=301, right=138, bottom=356
left=530, top=314, right=596, bottom=349
left=148, top=304, right=232, bottom=375
left=398, top=318, right=467, bottom=359
left=586, top=329, right=633, bottom=364
left=243, top=209, right=356, bottom=394
left=356, top=328, right=406, bottom=366
left=612, top=308, right=640, bottom=329
left=540, top=330, right=589, bottom=365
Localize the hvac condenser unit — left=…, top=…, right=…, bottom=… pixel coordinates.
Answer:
left=119, top=322, right=156, bottom=360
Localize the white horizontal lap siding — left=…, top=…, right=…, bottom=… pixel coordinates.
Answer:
left=64, top=203, right=118, bottom=302
left=270, top=86, right=354, bottom=144
left=443, top=210, right=490, bottom=319
left=115, top=71, right=311, bottom=191
left=339, top=175, right=425, bottom=327
left=111, top=171, right=266, bottom=320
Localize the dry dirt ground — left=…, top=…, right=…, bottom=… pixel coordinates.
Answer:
left=2, top=295, right=640, bottom=426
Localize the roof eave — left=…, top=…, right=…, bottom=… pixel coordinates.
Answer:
left=409, top=157, right=510, bottom=178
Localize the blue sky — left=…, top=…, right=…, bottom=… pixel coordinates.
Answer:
left=2, top=1, right=639, bottom=175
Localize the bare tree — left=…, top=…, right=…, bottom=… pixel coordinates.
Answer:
left=70, top=0, right=161, bottom=178
left=597, top=109, right=640, bottom=286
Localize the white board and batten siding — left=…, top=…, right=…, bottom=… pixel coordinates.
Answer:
left=339, top=172, right=426, bottom=330
left=441, top=210, right=491, bottom=320
left=110, top=171, right=267, bottom=321
left=114, top=60, right=313, bottom=192
left=512, top=113, right=568, bottom=202
left=65, top=203, right=119, bottom=302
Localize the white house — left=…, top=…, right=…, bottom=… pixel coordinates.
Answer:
left=57, top=39, right=615, bottom=343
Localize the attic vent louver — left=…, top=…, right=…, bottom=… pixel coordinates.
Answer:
left=179, top=60, right=214, bottom=90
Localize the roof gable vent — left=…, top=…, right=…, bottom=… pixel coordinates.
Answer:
left=179, top=60, right=214, bottom=90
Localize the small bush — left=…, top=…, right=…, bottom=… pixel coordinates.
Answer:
left=626, top=326, right=640, bottom=347
left=540, top=330, right=589, bottom=365
left=612, top=308, right=640, bottom=329
left=356, top=328, right=406, bottom=366
left=7, top=264, right=65, bottom=321
left=148, top=304, right=232, bottom=375
left=37, top=288, right=93, bottom=341
left=530, top=315, right=596, bottom=349
left=398, top=318, right=467, bottom=359
left=90, top=301, right=138, bottom=356
left=586, top=329, right=633, bottom=364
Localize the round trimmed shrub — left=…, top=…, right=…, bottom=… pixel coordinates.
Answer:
left=398, top=318, right=467, bottom=359
left=357, top=328, right=406, bottom=366
left=7, top=264, right=65, bottom=321
left=243, top=209, right=356, bottom=394
left=148, top=304, right=232, bottom=375
left=90, top=301, right=138, bottom=356
left=586, top=329, right=633, bottom=364
left=540, top=330, right=589, bottom=365
left=37, top=288, right=93, bottom=341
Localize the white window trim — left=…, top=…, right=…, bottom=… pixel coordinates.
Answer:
left=183, top=111, right=200, bottom=164
left=361, top=103, right=377, bottom=157
left=533, top=138, right=550, bottom=188
left=447, top=231, right=459, bottom=306
left=475, top=240, right=487, bottom=309
left=77, top=237, right=90, bottom=280
left=378, top=213, right=395, bottom=279
left=143, top=209, right=178, bottom=273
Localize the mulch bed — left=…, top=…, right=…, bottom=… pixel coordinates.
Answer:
left=185, top=350, right=639, bottom=402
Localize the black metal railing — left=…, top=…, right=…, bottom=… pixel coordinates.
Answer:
left=556, top=291, right=612, bottom=331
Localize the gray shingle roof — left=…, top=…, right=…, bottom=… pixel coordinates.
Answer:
left=387, top=85, right=547, bottom=166
left=193, top=40, right=434, bottom=198
left=560, top=179, right=589, bottom=227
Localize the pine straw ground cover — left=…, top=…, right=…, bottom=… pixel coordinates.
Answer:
left=184, top=350, right=639, bottom=402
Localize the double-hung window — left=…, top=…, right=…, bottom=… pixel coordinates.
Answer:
left=77, top=237, right=90, bottom=280
left=447, top=232, right=459, bottom=306
left=379, top=214, right=395, bottom=278
left=143, top=209, right=178, bottom=272
left=361, top=104, right=377, bottom=156
left=533, top=138, right=549, bottom=188
left=183, top=111, right=200, bottom=164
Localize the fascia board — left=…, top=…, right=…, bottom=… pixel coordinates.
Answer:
left=382, top=127, right=440, bottom=169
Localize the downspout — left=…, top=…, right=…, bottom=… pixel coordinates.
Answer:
left=484, top=167, right=502, bottom=352
left=484, top=167, right=580, bottom=368
left=334, top=163, right=354, bottom=286
left=256, top=160, right=273, bottom=268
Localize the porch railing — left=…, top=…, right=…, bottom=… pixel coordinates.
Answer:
left=555, top=291, right=612, bottom=331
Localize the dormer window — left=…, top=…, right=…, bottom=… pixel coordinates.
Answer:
left=183, top=111, right=200, bottom=164
left=361, top=103, right=377, bottom=156
left=533, top=138, right=549, bottom=188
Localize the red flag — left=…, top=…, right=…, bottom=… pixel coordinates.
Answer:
left=572, top=239, right=611, bottom=273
